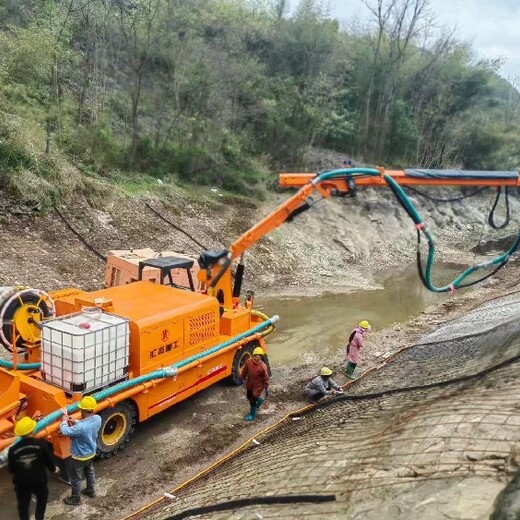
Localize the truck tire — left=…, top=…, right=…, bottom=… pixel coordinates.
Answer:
left=96, top=401, right=136, bottom=458
left=230, top=343, right=256, bottom=385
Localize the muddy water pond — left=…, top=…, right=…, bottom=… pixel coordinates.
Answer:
left=257, top=264, right=469, bottom=366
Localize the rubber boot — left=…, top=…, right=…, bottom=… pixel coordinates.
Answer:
left=63, top=495, right=81, bottom=506
left=244, top=405, right=257, bottom=421
left=346, top=362, right=356, bottom=380
left=256, top=396, right=265, bottom=409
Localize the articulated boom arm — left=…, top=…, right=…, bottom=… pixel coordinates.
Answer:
left=202, top=166, right=519, bottom=302
left=279, top=169, right=520, bottom=189
left=229, top=180, right=334, bottom=260
left=221, top=166, right=520, bottom=297
left=230, top=166, right=520, bottom=261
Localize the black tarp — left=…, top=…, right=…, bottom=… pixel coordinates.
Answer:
left=404, top=169, right=519, bottom=180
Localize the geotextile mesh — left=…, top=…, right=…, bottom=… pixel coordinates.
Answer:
left=136, top=293, right=520, bottom=520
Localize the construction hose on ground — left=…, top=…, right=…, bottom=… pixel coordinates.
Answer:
left=0, top=314, right=280, bottom=465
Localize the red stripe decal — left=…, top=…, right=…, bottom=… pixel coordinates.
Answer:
left=148, top=365, right=228, bottom=410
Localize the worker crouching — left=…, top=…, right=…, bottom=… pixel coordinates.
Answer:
left=346, top=320, right=371, bottom=380
left=240, top=346, right=269, bottom=421
left=304, top=367, right=343, bottom=401
left=60, top=396, right=102, bottom=506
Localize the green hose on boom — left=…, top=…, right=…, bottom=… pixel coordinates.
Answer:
left=313, top=168, right=520, bottom=294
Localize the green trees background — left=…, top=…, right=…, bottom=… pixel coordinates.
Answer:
left=0, top=0, right=519, bottom=199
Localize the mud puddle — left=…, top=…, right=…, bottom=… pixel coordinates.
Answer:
left=258, top=263, right=470, bottom=366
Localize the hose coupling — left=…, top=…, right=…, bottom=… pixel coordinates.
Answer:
left=163, top=367, right=178, bottom=379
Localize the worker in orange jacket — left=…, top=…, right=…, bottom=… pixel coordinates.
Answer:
left=240, top=346, right=269, bottom=421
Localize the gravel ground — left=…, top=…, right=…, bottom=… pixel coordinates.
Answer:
left=134, top=284, right=520, bottom=520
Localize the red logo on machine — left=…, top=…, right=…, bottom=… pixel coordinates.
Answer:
left=161, top=329, right=170, bottom=342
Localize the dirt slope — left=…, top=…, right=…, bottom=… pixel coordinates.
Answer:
left=1, top=163, right=518, bottom=294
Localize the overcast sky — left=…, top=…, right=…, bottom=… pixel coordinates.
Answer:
left=327, top=0, right=520, bottom=81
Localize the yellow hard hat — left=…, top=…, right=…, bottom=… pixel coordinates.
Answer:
left=14, top=417, right=37, bottom=437
left=320, top=366, right=333, bottom=376
left=78, top=396, right=97, bottom=411
left=252, top=346, right=265, bottom=356
left=358, top=320, right=371, bottom=330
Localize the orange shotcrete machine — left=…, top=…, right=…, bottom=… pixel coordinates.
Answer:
left=0, top=166, right=519, bottom=464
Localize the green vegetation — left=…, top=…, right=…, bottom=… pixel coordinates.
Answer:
left=0, top=0, right=519, bottom=205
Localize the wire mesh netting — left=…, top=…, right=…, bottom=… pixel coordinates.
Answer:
left=136, top=293, right=520, bottom=520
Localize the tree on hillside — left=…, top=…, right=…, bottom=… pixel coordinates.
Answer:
left=72, top=0, right=117, bottom=126
left=0, top=0, right=518, bottom=199
left=358, top=0, right=433, bottom=161
left=114, top=0, right=162, bottom=163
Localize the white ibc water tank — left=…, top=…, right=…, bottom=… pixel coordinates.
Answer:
left=41, top=307, right=129, bottom=393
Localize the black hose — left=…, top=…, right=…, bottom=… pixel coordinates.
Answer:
left=287, top=201, right=311, bottom=221
left=488, top=186, right=510, bottom=230
left=296, top=347, right=520, bottom=416
left=145, top=203, right=208, bottom=250
left=404, top=185, right=488, bottom=202
left=165, top=494, right=336, bottom=520
left=54, top=207, right=107, bottom=262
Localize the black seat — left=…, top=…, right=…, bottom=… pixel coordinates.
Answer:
left=138, top=256, right=196, bottom=290
left=198, top=249, right=228, bottom=269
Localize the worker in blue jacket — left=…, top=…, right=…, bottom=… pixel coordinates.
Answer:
left=60, top=396, right=102, bottom=506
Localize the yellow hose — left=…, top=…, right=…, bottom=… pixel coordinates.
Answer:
left=250, top=309, right=275, bottom=337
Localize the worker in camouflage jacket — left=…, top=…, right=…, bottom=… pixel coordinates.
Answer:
left=304, top=367, right=343, bottom=401
left=240, top=346, right=269, bottom=421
